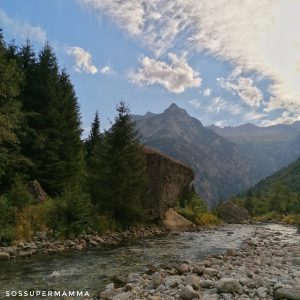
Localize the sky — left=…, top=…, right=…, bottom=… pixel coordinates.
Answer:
left=1, top=0, right=300, bottom=134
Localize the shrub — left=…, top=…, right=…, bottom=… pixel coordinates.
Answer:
left=15, top=201, right=51, bottom=241
left=93, top=215, right=115, bottom=234
left=177, top=207, right=221, bottom=226
left=282, top=214, right=300, bottom=225
left=196, top=212, right=222, bottom=226
left=253, top=211, right=281, bottom=222
left=0, top=196, right=16, bottom=245
left=46, top=187, right=93, bottom=237
left=7, top=178, right=34, bottom=210
left=0, top=226, right=16, bottom=244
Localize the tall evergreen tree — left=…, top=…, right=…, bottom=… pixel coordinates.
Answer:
left=99, top=101, right=146, bottom=226
left=0, top=30, right=25, bottom=191
left=85, top=110, right=101, bottom=158
left=86, top=111, right=104, bottom=206
left=16, top=43, right=84, bottom=194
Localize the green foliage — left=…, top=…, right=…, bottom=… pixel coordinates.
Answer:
left=86, top=111, right=104, bottom=206
left=0, top=226, right=16, bottom=245
left=0, top=196, right=16, bottom=244
left=85, top=110, right=101, bottom=158
left=7, top=178, right=35, bottom=210
left=95, top=101, right=147, bottom=228
left=237, top=183, right=300, bottom=217
left=238, top=157, right=300, bottom=218
left=176, top=185, right=220, bottom=226
left=0, top=32, right=152, bottom=244
left=46, top=187, right=93, bottom=237
left=0, top=34, right=27, bottom=191
left=93, top=215, right=116, bottom=234
left=10, top=43, right=85, bottom=195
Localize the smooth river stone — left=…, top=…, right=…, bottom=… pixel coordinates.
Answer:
left=292, top=257, right=300, bottom=266
left=275, top=288, right=300, bottom=300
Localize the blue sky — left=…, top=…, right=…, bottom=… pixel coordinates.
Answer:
left=1, top=0, right=300, bottom=134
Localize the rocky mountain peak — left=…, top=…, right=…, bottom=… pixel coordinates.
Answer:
left=164, top=103, right=188, bottom=116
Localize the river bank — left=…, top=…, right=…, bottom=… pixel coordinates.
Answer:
left=0, top=224, right=253, bottom=299
left=99, top=224, right=300, bottom=300
left=0, top=225, right=166, bottom=260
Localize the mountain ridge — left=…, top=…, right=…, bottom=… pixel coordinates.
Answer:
left=133, top=103, right=253, bottom=207
left=133, top=103, right=300, bottom=207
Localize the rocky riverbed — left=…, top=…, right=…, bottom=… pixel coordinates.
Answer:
left=99, top=224, right=300, bottom=300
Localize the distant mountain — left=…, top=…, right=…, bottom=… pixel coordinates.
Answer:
left=252, top=157, right=300, bottom=194
left=208, top=122, right=300, bottom=182
left=133, top=103, right=253, bottom=207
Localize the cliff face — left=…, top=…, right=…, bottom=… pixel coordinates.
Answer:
left=143, top=147, right=194, bottom=221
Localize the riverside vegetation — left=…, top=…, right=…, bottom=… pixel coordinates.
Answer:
left=224, top=156, right=300, bottom=226
left=0, top=31, right=220, bottom=249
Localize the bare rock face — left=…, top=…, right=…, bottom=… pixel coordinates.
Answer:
left=218, top=201, right=250, bottom=224
left=27, top=180, right=47, bottom=202
left=143, top=147, right=194, bottom=221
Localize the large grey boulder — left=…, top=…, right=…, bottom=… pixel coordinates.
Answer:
left=218, top=201, right=250, bottom=224
left=143, top=147, right=194, bottom=221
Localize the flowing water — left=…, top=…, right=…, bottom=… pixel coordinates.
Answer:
left=0, top=224, right=294, bottom=299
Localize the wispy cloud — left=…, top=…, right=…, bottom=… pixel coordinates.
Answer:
left=0, top=8, right=46, bottom=44
left=261, top=111, right=300, bottom=127
left=80, top=0, right=300, bottom=124
left=218, top=76, right=263, bottom=107
left=67, top=47, right=98, bottom=74
left=128, top=53, right=201, bottom=93
left=189, top=96, right=266, bottom=125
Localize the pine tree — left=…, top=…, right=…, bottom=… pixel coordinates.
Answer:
left=17, top=43, right=84, bottom=194
left=99, top=101, right=146, bottom=227
left=85, top=111, right=101, bottom=158
left=0, top=30, right=25, bottom=191
left=86, top=111, right=104, bottom=206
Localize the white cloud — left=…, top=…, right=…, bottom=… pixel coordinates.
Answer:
left=261, top=111, right=300, bottom=127
left=214, top=120, right=226, bottom=128
left=67, top=47, right=98, bottom=74
left=100, top=66, right=112, bottom=74
left=218, top=77, right=263, bottom=107
left=80, top=0, right=300, bottom=123
left=203, top=88, right=212, bottom=97
left=79, top=0, right=145, bottom=36
left=129, top=53, right=201, bottom=93
left=0, top=8, right=46, bottom=43
left=189, top=95, right=266, bottom=124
